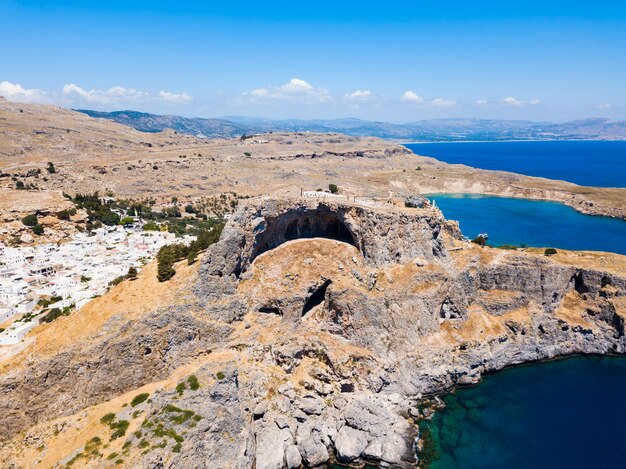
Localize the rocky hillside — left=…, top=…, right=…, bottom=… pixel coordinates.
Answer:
left=77, top=108, right=626, bottom=141
left=1, top=197, right=624, bottom=468
left=78, top=109, right=245, bottom=138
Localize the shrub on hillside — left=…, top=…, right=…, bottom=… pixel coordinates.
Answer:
left=544, top=248, right=557, bottom=256
left=56, top=209, right=71, bottom=221
left=471, top=235, right=487, bottom=247
left=187, top=251, right=197, bottom=265
left=22, top=214, right=38, bottom=226
left=328, top=183, right=339, bottom=194
left=32, top=224, right=44, bottom=235
left=187, top=375, right=200, bottom=390
left=130, top=393, right=150, bottom=407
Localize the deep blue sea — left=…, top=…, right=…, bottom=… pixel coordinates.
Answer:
left=405, top=141, right=626, bottom=188
left=421, top=356, right=626, bottom=469
left=429, top=194, right=626, bottom=255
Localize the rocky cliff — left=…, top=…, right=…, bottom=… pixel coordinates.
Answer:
left=0, top=198, right=624, bottom=468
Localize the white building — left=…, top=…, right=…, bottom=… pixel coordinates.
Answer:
left=0, top=228, right=195, bottom=346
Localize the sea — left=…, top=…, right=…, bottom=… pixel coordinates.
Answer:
left=428, top=194, right=626, bottom=255
left=420, top=356, right=626, bottom=469
left=402, top=141, right=626, bottom=468
left=402, top=141, right=626, bottom=253
left=404, top=140, right=626, bottom=188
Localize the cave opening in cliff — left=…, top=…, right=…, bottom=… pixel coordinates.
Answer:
left=249, top=209, right=358, bottom=265
left=302, top=279, right=332, bottom=316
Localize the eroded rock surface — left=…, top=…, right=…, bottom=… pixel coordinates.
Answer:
left=0, top=197, right=624, bottom=468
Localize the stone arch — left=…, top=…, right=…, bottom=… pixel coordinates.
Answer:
left=249, top=207, right=359, bottom=265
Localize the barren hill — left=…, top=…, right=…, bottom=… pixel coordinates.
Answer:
left=1, top=99, right=625, bottom=222
left=0, top=97, right=207, bottom=168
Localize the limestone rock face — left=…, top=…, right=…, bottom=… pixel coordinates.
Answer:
left=1, top=197, right=625, bottom=469
left=198, top=198, right=455, bottom=281
left=0, top=307, right=232, bottom=442
left=295, top=418, right=331, bottom=466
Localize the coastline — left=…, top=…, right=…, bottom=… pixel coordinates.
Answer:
left=400, top=154, right=626, bottom=220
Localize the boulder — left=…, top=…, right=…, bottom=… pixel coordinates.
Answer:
left=296, top=419, right=330, bottom=466
left=255, top=423, right=292, bottom=469
left=334, top=425, right=369, bottom=462
left=285, top=445, right=302, bottom=469
left=299, top=395, right=325, bottom=416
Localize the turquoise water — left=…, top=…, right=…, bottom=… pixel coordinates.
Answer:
left=405, top=141, right=626, bottom=188
left=429, top=194, right=626, bottom=255
left=421, top=356, right=626, bottom=469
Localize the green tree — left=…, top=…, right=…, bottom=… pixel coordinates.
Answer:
left=32, top=224, right=44, bottom=235
left=127, top=266, right=138, bottom=279
left=40, top=307, right=65, bottom=323
left=47, top=162, right=56, bottom=174
left=100, top=211, right=120, bottom=226
left=328, top=183, right=339, bottom=194
left=157, top=261, right=176, bottom=282
left=187, top=251, right=197, bottom=265
left=544, top=248, right=557, bottom=256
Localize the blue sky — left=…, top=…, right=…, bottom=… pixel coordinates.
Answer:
left=1, top=0, right=625, bottom=121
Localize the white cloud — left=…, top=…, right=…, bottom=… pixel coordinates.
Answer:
left=502, top=96, right=524, bottom=106
left=0, top=81, right=192, bottom=108
left=476, top=99, right=489, bottom=106
left=281, top=78, right=314, bottom=93
left=0, top=81, right=49, bottom=103
left=241, top=78, right=331, bottom=104
left=401, top=90, right=424, bottom=104
left=501, top=96, right=541, bottom=107
left=62, top=84, right=152, bottom=105
left=345, top=90, right=372, bottom=100
left=158, top=90, right=193, bottom=103
left=431, top=97, right=456, bottom=108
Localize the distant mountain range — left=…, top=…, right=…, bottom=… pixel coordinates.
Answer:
left=77, top=109, right=626, bottom=142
